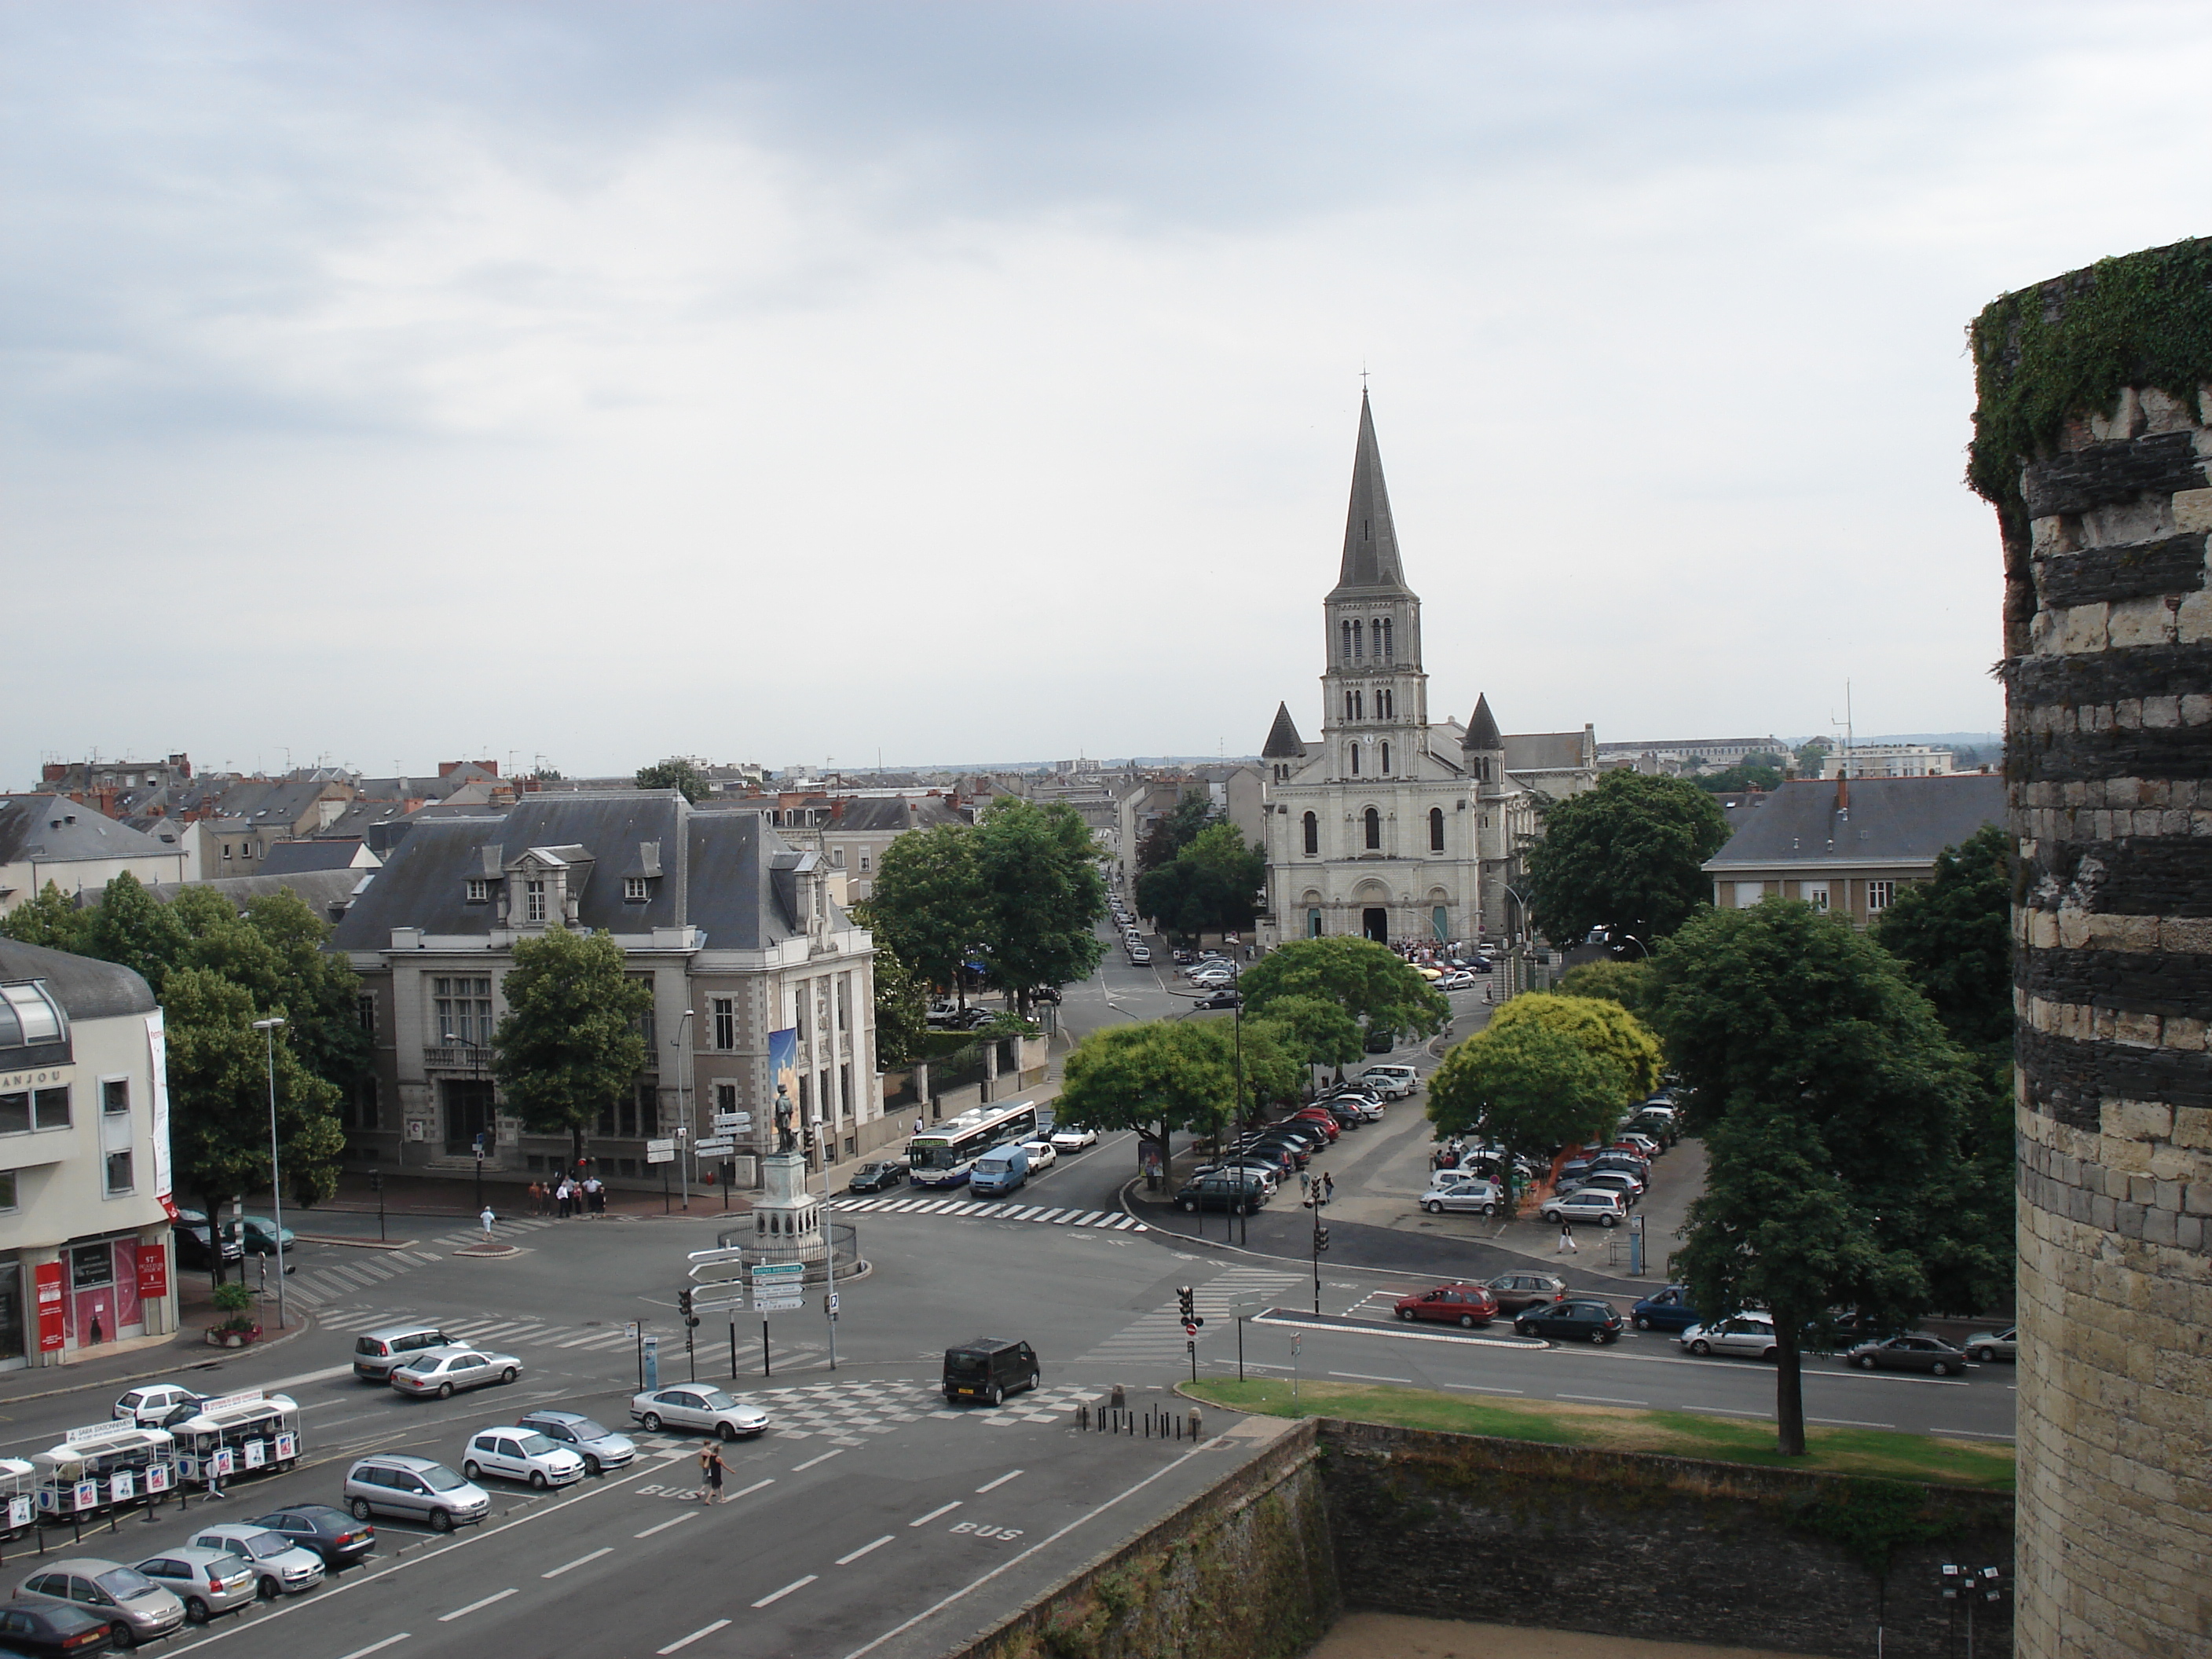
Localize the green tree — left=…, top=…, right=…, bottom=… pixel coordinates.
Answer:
left=971, top=799, right=1106, bottom=1016
left=0, top=881, right=87, bottom=951
left=1240, top=936, right=1449, bottom=1055
left=869, top=945, right=931, bottom=1071
left=635, top=759, right=709, bottom=803
left=859, top=824, right=985, bottom=1007
left=1694, top=763, right=1785, bottom=793
left=1134, top=791, right=1217, bottom=878
left=1554, top=958, right=1658, bottom=1022
left=81, top=871, right=189, bottom=992
left=1426, top=1022, right=1628, bottom=1202
left=1055, top=1019, right=1237, bottom=1171
left=1229, top=1016, right=1308, bottom=1114
left=1874, top=825, right=2012, bottom=1070
left=1486, top=991, right=1664, bottom=1099
left=1136, top=822, right=1265, bottom=943
left=1247, top=993, right=1364, bottom=1079
left=1523, top=770, right=1730, bottom=951
left=159, top=966, right=346, bottom=1221
left=491, top=928, right=652, bottom=1164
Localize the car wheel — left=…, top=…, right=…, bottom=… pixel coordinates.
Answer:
left=110, top=1622, right=137, bottom=1649
left=1480, top=1203, right=1496, bottom=1216
left=501, top=1367, right=518, bottom=1384
left=1397, top=1307, right=1414, bottom=1321
left=1969, top=1346, right=1992, bottom=1363
left=463, top=1460, right=482, bottom=1480
left=1423, top=1199, right=1443, bottom=1214
left=1855, top=1354, right=1876, bottom=1370
left=529, top=1470, right=548, bottom=1490
left=583, top=1455, right=602, bottom=1477
left=437, top=1382, right=454, bottom=1400
left=184, top=1598, right=211, bottom=1626
left=1515, top=1323, right=1534, bottom=1337
left=430, top=1509, right=455, bottom=1533
left=1590, top=1329, right=1608, bottom=1345
left=1452, top=1313, right=1475, bottom=1329
left=1027, top=1372, right=1041, bottom=1393
left=1601, top=1215, right=1620, bottom=1229
left=258, top=1577, right=280, bottom=1602
left=350, top=1498, right=374, bottom=1522
left=1180, top=1199, right=1196, bottom=1213
left=641, top=1412, right=663, bottom=1431
left=1690, top=1339, right=1711, bottom=1355
left=987, top=1385, right=1004, bottom=1408
left=1931, top=1361, right=1951, bottom=1378
left=1634, top=1317, right=1651, bottom=1331
left=717, top=1423, right=737, bottom=1442
left=1761, top=1348, right=1777, bottom=1361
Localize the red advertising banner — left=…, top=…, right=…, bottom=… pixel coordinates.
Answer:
left=34, top=1262, right=64, bottom=1353
left=137, top=1243, right=169, bottom=1302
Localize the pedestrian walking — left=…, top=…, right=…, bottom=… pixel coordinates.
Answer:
left=698, top=1441, right=724, bottom=1503
left=526, top=1180, right=544, bottom=1217
left=1557, top=1221, right=1577, bottom=1255
left=556, top=1180, right=573, bottom=1218
left=585, top=1175, right=605, bottom=1216
left=1320, top=1171, right=1335, bottom=1203
left=479, top=1205, right=496, bottom=1241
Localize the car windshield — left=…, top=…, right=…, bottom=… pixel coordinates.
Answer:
left=515, top=1434, right=560, bottom=1457
left=566, top=1419, right=613, bottom=1441
left=244, top=1533, right=291, bottom=1559
left=698, top=1391, right=739, bottom=1412
left=419, top=1465, right=467, bottom=1492
left=95, top=1569, right=159, bottom=1599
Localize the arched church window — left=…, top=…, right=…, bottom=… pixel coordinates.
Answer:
left=1302, top=812, right=1318, bottom=855
left=1364, top=808, right=1381, bottom=850
left=1351, top=619, right=1363, bottom=660
left=1340, top=620, right=1353, bottom=663
left=1380, top=741, right=1391, bottom=773
left=1375, top=617, right=1393, bottom=662
left=1429, top=808, right=1445, bottom=851
left=1349, top=744, right=1359, bottom=776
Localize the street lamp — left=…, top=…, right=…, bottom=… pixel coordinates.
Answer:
left=250, top=1016, right=288, bottom=1331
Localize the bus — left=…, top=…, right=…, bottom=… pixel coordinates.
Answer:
left=907, top=1101, right=1041, bottom=1188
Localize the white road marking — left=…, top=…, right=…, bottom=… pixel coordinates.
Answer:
left=635, top=1512, right=698, bottom=1538
left=438, top=1589, right=516, bottom=1621
left=837, top=1535, right=894, bottom=1565
left=751, top=1575, right=817, bottom=1608
left=1329, top=1371, right=1413, bottom=1384
left=1807, top=1416, right=1895, bottom=1429
left=1557, top=1394, right=1649, bottom=1405
left=728, top=1478, right=775, bottom=1500
left=1681, top=1404, right=1766, bottom=1417
left=658, top=1618, right=732, bottom=1653
left=542, top=1547, right=613, bottom=1578
left=974, top=1469, right=1023, bottom=1493
left=335, top=1638, right=410, bottom=1659
left=792, top=1449, right=844, bottom=1472
left=909, top=1500, right=962, bottom=1527
left=1439, top=1382, right=1524, bottom=1396
left=1932, top=1428, right=2016, bottom=1441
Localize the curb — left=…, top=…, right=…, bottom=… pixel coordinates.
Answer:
left=0, top=1313, right=317, bottom=1409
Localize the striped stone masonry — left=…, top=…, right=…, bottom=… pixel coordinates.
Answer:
left=1997, top=321, right=2212, bottom=1657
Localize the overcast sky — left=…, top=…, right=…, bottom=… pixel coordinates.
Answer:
left=8, top=2, right=2210, bottom=785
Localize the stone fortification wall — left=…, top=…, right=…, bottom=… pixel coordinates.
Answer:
left=1972, top=240, right=2212, bottom=1659
left=1318, top=1422, right=2011, bottom=1657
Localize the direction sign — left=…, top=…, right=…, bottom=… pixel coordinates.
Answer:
left=750, top=1262, right=804, bottom=1281
left=752, top=1295, right=805, bottom=1313
left=694, top=1137, right=734, bottom=1154
left=646, top=1137, right=676, bottom=1155
left=690, top=1290, right=745, bottom=1313
left=713, top=1112, right=750, bottom=1132
left=644, top=1148, right=676, bottom=1166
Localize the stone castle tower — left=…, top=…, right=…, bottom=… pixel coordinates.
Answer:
left=1972, top=240, right=2212, bottom=1659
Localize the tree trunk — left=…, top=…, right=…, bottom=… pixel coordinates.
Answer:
left=570, top=1122, right=584, bottom=1177
left=1774, top=1320, right=1807, bottom=1456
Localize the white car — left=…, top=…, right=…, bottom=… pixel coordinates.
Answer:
left=113, top=1384, right=206, bottom=1427
left=1018, top=1139, right=1059, bottom=1171
left=1128, top=947, right=1152, bottom=965
left=461, top=1426, right=587, bottom=1490
left=1357, top=1065, right=1419, bottom=1100
left=1049, top=1126, right=1100, bottom=1152
left=1421, top=1177, right=1502, bottom=1215
left=631, top=1386, right=770, bottom=1441
left=1437, top=970, right=1477, bottom=991
left=188, top=1525, right=326, bottom=1599
left=1678, top=1315, right=1778, bottom=1361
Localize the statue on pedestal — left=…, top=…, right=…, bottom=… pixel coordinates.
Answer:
left=774, top=1086, right=797, bottom=1155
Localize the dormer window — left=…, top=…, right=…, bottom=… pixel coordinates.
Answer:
left=465, top=878, right=489, bottom=903
left=624, top=876, right=650, bottom=902
left=525, top=879, right=548, bottom=923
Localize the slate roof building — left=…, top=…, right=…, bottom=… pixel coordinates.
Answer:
left=1701, top=774, right=2005, bottom=925
left=0, top=939, right=178, bottom=1370
left=1256, top=395, right=1598, bottom=947
left=0, top=797, right=189, bottom=916
left=817, top=796, right=968, bottom=904
left=329, top=792, right=882, bottom=1190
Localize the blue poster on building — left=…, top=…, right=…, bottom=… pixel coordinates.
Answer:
left=768, top=1027, right=800, bottom=1109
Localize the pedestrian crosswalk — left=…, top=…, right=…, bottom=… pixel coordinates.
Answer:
left=311, top=1302, right=645, bottom=1354
left=286, top=1216, right=558, bottom=1308
left=1073, top=1266, right=1302, bottom=1367
left=826, top=1196, right=1147, bottom=1232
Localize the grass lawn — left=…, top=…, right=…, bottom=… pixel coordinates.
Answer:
left=1186, top=1378, right=2014, bottom=1490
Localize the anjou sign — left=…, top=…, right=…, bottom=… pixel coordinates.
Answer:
left=0, top=1065, right=73, bottom=1093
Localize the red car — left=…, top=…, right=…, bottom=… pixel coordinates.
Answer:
left=1393, top=1283, right=1500, bottom=1328
left=1286, top=1111, right=1341, bottom=1141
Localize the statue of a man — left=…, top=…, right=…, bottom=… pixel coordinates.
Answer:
left=774, top=1088, right=796, bottom=1155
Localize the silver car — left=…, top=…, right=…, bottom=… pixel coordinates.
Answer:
left=1538, top=1188, right=1627, bottom=1228
left=16, top=1558, right=187, bottom=1644
left=1965, top=1325, right=2017, bottom=1363
left=1421, top=1177, right=1502, bottom=1216
left=1679, top=1315, right=1778, bottom=1360
left=631, top=1386, right=770, bottom=1441
left=135, top=1545, right=259, bottom=1624
left=461, top=1428, right=585, bottom=1490
left=343, top=1455, right=492, bottom=1533
left=390, top=1346, right=521, bottom=1399
left=186, top=1525, right=325, bottom=1599
left=514, top=1411, right=635, bottom=1476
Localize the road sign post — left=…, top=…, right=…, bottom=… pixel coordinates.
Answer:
left=643, top=1333, right=660, bottom=1391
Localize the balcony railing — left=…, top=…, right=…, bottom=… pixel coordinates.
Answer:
left=423, top=1046, right=489, bottom=1071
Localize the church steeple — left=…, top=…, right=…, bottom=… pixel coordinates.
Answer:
left=1329, top=389, right=1412, bottom=598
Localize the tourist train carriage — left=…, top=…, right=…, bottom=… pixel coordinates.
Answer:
left=32, top=1425, right=178, bottom=1518
left=167, top=1391, right=301, bottom=1488
left=0, top=1459, right=35, bottom=1538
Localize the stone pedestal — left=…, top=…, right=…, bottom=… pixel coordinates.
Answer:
left=749, top=1152, right=823, bottom=1261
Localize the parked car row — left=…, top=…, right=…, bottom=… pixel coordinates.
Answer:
left=1623, top=1287, right=2016, bottom=1374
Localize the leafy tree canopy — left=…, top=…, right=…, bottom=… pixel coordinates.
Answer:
left=1240, top=936, right=1449, bottom=1046
left=1485, top=991, right=1664, bottom=1101
left=1134, top=791, right=1218, bottom=878
left=868, top=944, right=931, bottom=1071
left=971, top=798, right=1107, bottom=1013
left=1426, top=1022, right=1627, bottom=1172
left=1229, top=1016, right=1309, bottom=1111
left=1522, top=770, right=1730, bottom=950
left=635, top=758, right=709, bottom=803
left=1694, top=763, right=1785, bottom=793
left=857, top=824, right=984, bottom=1003
left=1247, top=993, right=1364, bottom=1075
left=1552, top=958, right=1657, bottom=1022
left=1056, top=1019, right=1236, bottom=1154
left=0, top=882, right=88, bottom=951
left=1136, top=822, right=1264, bottom=943
left=1873, top=824, right=2013, bottom=1068
left=491, top=928, right=652, bottom=1160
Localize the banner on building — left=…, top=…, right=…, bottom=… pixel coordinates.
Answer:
left=137, top=1244, right=169, bottom=1302
left=768, top=1027, right=799, bottom=1113
left=145, top=1012, right=174, bottom=1212
left=33, top=1262, right=64, bottom=1353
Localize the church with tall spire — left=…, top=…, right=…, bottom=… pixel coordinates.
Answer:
left=1256, top=393, right=1599, bottom=950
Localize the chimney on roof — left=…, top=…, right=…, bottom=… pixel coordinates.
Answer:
left=1837, top=773, right=1849, bottom=815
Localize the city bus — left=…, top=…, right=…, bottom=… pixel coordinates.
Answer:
left=906, top=1101, right=1041, bottom=1189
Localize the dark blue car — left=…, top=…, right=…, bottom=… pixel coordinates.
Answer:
left=1630, top=1285, right=1701, bottom=1333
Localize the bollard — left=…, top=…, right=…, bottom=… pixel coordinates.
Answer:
left=1075, top=1402, right=1090, bottom=1430
left=1188, top=1407, right=1203, bottom=1441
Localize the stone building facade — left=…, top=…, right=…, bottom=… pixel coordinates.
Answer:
left=1974, top=241, right=2212, bottom=1659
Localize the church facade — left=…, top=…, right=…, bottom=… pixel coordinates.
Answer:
left=1256, top=394, right=1590, bottom=950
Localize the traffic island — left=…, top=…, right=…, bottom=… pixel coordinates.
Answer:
left=452, top=1242, right=526, bottom=1259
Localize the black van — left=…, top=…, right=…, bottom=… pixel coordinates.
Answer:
left=943, top=1338, right=1040, bottom=1406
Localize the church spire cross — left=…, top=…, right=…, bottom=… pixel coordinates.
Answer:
left=1330, top=389, right=1412, bottom=598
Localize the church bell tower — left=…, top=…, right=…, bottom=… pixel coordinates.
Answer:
left=1320, top=390, right=1428, bottom=784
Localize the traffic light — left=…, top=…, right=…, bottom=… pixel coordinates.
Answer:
left=1177, top=1286, right=1195, bottom=1323
left=1314, top=1226, right=1331, bottom=1253
left=368, top=1170, right=381, bottom=1193
left=678, top=1288, right=700, bottom=1328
